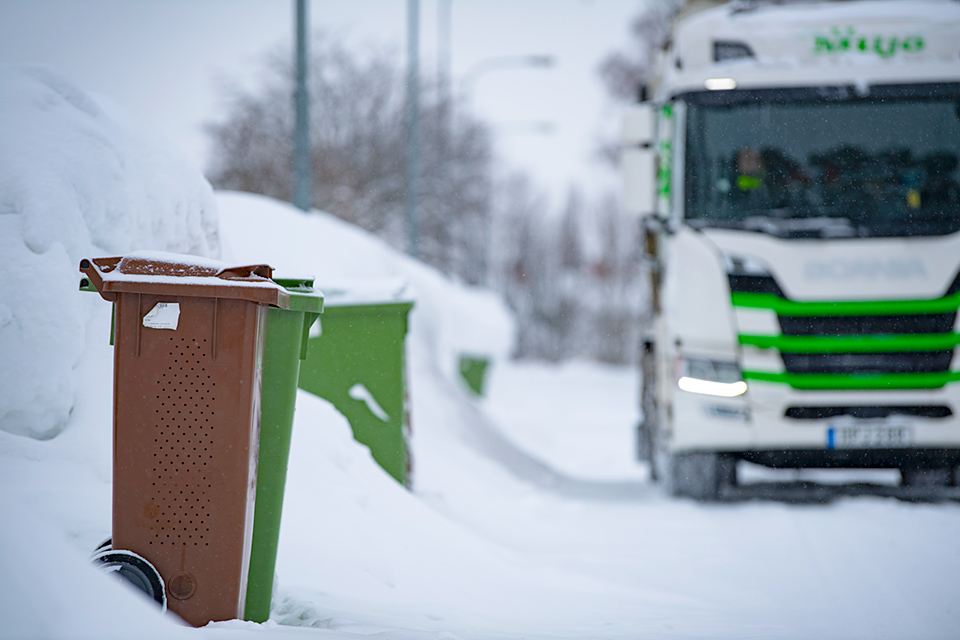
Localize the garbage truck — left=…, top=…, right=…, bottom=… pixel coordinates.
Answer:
left=622, top=0, right=960, bottom=498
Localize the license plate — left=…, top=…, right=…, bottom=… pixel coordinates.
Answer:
left=827, top=424, right=913, bottom=449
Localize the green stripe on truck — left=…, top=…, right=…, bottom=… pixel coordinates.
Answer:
left=739, top=333, right=960, bottom=353
left=731, top=292, right=960, bottom=316
left=742, top=370, right=960, bottom=390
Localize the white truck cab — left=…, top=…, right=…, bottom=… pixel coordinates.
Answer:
left=623, top=0, right=960, bottom=498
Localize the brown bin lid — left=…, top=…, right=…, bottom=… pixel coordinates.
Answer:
left=80, top=251, right=290, bottom=309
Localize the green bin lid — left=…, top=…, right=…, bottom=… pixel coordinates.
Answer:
left=317, top=278, right=414, bottom=311
left=272, top=276, right=324, bottom=313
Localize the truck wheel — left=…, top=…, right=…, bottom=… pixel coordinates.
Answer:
left=650, top=425, right=671, bottom=484
left=635, top=421, right=653, bottom=463
left=92, top=548, right=166, bottom=612
left=669, top=452, right=736, bottom=501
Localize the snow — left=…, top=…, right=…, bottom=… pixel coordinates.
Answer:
left=0, top=65, right=219, bottom=440
left=114, top=250, right=231, bottom=272
left=480, top=360, right=646, bottom=482
left=216, top=191, right=516, bottom=378
left=319, top=280, right=413, bottom=309
left=2, top=64, right=960, bottom=640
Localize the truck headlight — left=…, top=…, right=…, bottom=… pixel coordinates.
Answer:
left=723, top=252, right=772, bottom=277
left=678, top=358, right=747, bottom=397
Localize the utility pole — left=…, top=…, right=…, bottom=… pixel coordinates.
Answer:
left=293, top=0, right=311, bottom=212
left=405, top=0, right=421, bottom=258
left=436, top=0, right=452, bottom=271
left=437, top=0, right=451, bottom=111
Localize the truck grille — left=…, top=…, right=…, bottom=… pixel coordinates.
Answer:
left=777, top=312, right=956, bottom=376
left=781, top=351, right=954, bottom=375
left=779, top=313, right=956, bottom=336
left=733, top=273, right=960, bottom=390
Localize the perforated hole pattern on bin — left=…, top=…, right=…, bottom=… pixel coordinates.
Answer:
left=150, top=335, right=216, bottom=548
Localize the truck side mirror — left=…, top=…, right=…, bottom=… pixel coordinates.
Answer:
left=621, top=103, right=657, bottom=217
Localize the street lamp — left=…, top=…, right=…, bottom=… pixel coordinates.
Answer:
left=457, top=55, right=555, bottom=106
left=492, top=121, right=557, bottom=135
left=292, top=0, right=311, bottom=212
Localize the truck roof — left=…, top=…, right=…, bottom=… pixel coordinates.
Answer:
left=657, top=0, right=960, bottom=97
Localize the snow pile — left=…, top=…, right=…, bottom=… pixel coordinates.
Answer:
left=216, top=191, right=515, bottom=380
left=0, top=65, right=220, bottom=439
left=0, top=67, right=519, bottom=636
left=0, top=492, right=194, bottom=640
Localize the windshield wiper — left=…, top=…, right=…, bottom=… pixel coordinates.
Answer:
left=687, top=213, right=858, bottom=238
left=742, top=215, right=857, bottom=237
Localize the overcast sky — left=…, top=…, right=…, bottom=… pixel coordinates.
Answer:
left=0, top=0, right=644, bottom=205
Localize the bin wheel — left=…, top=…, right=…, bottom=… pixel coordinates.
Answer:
left=92, top=537, right=112, bottom=555
left=92, top=548, right=167, bottom=612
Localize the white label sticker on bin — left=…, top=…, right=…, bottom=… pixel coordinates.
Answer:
left=143, top=302, right=180, bottom=330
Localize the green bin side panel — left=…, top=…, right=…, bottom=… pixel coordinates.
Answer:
left=458, top=355, right=490, bottom=396
left=245, top=307, right=313, bottom=623
left=297, top=303, right=411, bottom=485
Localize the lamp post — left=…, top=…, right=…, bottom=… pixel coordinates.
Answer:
left=457, top=55, right=555, bottom=109
left=292, top=0, right=311, bottom=212
left=491, top=121, right=557, bottom=135
left=405, top=0, right=421, bottom=258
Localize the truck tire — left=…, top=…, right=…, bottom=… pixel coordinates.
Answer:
left=636, top=420, right=654, bottom=463
left=668, top=452, right=736, bottom=501
left=638, top=337, right=658, bottom=471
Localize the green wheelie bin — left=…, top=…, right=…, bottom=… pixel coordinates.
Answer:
left=458, top=353, right=491, bottom=397
left=244, top=277, right=323, bottom=623
left=296, top=283, right=414, bottom=486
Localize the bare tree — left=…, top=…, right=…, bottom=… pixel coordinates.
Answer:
left=207, top=29, right=652, bottom=365
left=206, top=32, right=493, bottom=282
left=597, top=0, right=684, bottom=101
left=491, top=176, right=646, bottom=364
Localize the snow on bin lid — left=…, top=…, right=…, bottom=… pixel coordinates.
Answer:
left=79, top=250, right=290, bottom=308
left=316, top=277, right=414, bottom=308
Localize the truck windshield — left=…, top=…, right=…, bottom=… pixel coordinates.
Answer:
left=684, top=84, right=960, bottom=238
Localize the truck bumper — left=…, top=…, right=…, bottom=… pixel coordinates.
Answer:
left=670, top=379, right=960, bottom=464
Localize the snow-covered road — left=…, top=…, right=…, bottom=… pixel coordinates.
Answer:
left=411, top=359, right=960, bottom=640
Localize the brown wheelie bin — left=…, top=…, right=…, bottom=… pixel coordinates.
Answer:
left=80, top=252, right=290, bottom=627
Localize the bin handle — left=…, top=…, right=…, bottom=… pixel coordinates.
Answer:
left=79, top=258, right=120, bottom=302
left=215, top=264, right=274, bottom=281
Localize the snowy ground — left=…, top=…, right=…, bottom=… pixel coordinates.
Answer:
left=3, top=66, right=960, bottom=640
left=6, top=344, right=960, bottom=639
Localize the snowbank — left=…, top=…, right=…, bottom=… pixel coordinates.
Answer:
left=216, top=191, right=515, bottom=380
left=0, top=65, right=220, bottom=439
left=0, top=492, right=195, bottom=640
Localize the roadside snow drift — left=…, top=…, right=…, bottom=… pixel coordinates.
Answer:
left=0, top=65, right=219, bottom=440
left=216, top=191, right=515, bottom=377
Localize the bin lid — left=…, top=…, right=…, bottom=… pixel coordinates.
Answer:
left=316, top=278, right=414, bottom=310
left=272, top=276, right=324, bottom=314
left=80, top=251, right=291, bottom=308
